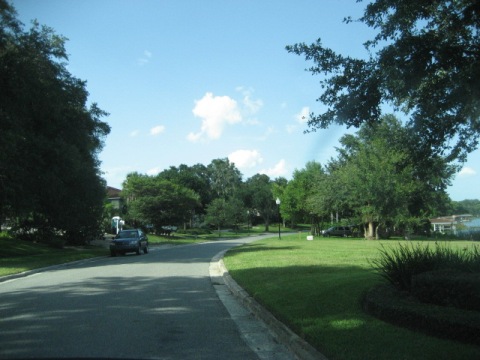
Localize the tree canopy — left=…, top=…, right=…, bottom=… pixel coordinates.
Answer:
left=286, top=0, right=480, bottom=162
left=121, top=172, right=200, bottom=232
left=0, top=1, right=110, bottom=244
left=309, top=115, right=455, bottom=238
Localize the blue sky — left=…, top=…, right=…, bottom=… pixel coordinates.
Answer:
left=12, top=0, right=480, bottom=201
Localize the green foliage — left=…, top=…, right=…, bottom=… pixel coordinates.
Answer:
left=282, top=162, right=325, bottom=229
left=371, top=242, right=480, bottom=291
left=363, top=284, right=480, bottom=346
left=204, top=197, right=246, bottom=233
left=122, top=173, right=200, bottom=231
left=243, top=174, right=276, bottom=231
left=287, top=0, right=480, bottom=163
left=0, top=2, right=110, bottom=244
left=175, top=228, right=212, bottom=236
left=225, top=237, right=480, bottom=359
left=157, top=164, right=212, bottom=214
left=451, top=199, right=480, bottom=216
left=412, top=270, right=480, bottom=311
left=305, top=116, right=454, bottom=238
left=207, top=158, right=242, bottom=200
left=0, top=236, right=107, bottom=276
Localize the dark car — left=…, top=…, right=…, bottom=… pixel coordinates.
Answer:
left=110, top=229, right=148, bottom=256
left=322, top=226, right=352, bottom=237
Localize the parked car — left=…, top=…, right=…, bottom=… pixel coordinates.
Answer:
left=110, top=229, right=148, bottom=256
left=322, top=226, right=352, bottom=237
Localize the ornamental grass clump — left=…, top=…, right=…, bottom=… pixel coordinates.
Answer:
left=372, top=242, right=480, bottom=292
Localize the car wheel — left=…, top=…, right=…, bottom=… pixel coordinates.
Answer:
left=136, top=245, right=141, bottom=255
left=110, top=250, right=116, bottom=257
left=143, top=245, right=149, bottom=254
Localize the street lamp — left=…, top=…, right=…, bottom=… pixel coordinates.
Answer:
left=276, top=197, right=281, bottom=239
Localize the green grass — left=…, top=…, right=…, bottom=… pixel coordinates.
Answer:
left=0, top=236, right=109, bottom=277
left=155, top=223, right=299, bottom=243
left=223, top=235, right=480, bottom=360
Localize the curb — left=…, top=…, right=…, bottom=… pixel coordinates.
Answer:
left=211, top=252, right=328, bottom=360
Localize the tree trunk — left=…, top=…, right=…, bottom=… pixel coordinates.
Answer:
left=365, top=221, right=375, bottom=239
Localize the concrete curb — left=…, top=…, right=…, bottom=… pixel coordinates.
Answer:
left=211, top=251, right=328, bottom=360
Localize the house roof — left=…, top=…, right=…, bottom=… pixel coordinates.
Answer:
left=430, top=214, right=473, bottom=224
left=106, top=186, right=122, bottom=198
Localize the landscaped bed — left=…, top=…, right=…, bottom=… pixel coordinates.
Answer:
left=223, top=235, right=480, bottom=360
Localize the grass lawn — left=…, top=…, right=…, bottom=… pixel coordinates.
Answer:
left=0, top=237, right=109, bottom=277
left=223, top=235, right=480, bottom=360
left=0, top=226, right=282, bottom=277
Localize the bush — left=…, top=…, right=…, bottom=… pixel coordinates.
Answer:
left=176, top=228, right=212, bottom=236
left=363, top=284, right=480, bottom=346
left=412, top=270, right=480, bottom=311
left=371, top=242, right=480, bottom=291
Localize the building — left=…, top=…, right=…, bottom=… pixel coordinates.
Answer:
left=429, top=214, right=473, bottom=234
left=106, top=186, right=122, bottom=210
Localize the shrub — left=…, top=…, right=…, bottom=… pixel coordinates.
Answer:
left=371, top=242, right=480, bottom=291
left=412, top=270, right=480, bottom=311
left=363, top=284, right=480, bottom=346
left=176, top=228, right=212, bottom=236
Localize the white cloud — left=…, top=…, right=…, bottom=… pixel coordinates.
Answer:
left=150, top=125, right=165, bottom=136
left=286, top=124, right=296, bottom=134
left=188, top=92, right=241, bottom=142
left=459, top=167, right=476, bottom=177
left=130, top=130, right=140, bottom=137
left=138, top=50, right=152, bottom=66
left=228, top=149, right=263, bottom=169
left=286, top=107, right=310, bottom=134
left=102, top=166, right=135, bottom=188
left=295, top=106, right=310, bottom=124
left=236, top=86, right=263, bottom=114
left=260, top=159, right=288, bottom=178
left=146, top=167, right=161, bottom=176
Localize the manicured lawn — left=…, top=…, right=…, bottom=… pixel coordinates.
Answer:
left=223, top=235, right=480, bottom=360
left=0, top=237, right=109, bottom=277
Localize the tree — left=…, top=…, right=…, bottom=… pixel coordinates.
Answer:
left=324, top=115, right=454, bottom=238
left=281, top=162, right=325, bottom=231
left=207, top=158, right=242, bottom=200
left=244, top=174, right=276, bottom=231
left=0, top=2, right=110, bottom=244
left=121, top=173, right=200, bottom=232
left=286, top=0, right=480, bottom=163
left=158, top=163, right=212, bottom=218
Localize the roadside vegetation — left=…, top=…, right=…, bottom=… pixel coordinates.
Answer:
left=0, top=232, right=108, bottom=277
left=224, top=235, right=480, bottom=360
left=0, top=226, right=290, bottom=277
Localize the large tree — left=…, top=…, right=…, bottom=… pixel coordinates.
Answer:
left=287, top=0, right=480, bottom=162
left=158, top=163, right=212, bottom=216
left=0, top=1, right=110, bottom=244
left=281, top=162, right=325, bottom=231
left=243, top=174, right=276, bottom=231
left=121, top=173, right=200, bottom=232
left=207, top=158, right=242, bottom=200
left=320, top=115, right=455, bottom=238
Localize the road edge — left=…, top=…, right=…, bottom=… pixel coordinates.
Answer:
left=210, top=250, right=329, bottom=360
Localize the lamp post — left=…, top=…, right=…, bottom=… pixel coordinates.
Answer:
left=276, top=198, right=281, bottom=239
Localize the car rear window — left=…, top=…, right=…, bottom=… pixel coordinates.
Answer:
left=117, top=231, right=137, bottom=238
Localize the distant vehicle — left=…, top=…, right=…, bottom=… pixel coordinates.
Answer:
left=322, top=226, right=352, bottom=237
left=110, top=229, right=148, bottom=256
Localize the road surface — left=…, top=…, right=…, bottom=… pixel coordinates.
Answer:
left=0, top=236, right=291, bottom=359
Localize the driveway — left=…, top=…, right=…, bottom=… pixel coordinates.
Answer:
left=0, top=236, right=294, bottom=359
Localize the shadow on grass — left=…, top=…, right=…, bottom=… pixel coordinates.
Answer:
left=227, top=263, right=480, bottom=360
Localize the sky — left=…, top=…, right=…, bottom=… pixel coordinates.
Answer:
left=11, top=0, right=480, bottom=201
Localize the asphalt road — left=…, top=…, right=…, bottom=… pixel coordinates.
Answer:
left=0, top=236, right=286, bottom=359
